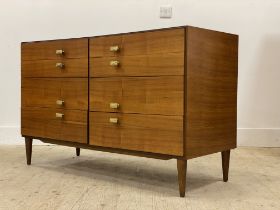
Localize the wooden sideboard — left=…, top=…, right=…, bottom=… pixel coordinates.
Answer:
left=21, top=26, right=238, bottom=197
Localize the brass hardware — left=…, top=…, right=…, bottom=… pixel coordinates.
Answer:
left=109, top=46, right=120, bottom=52
left=55, top=63, right=65, bottom=69
left=110, top=102, right=120, bottom=109
left=55, top=113, right=64, bottom=118
left=109, top=118, right=118, bottom=124
left=55, top=49, right=64, bottom=55
left=56, top=100, right=64, bottom=106
left=110, top=60, right=120, bottom=67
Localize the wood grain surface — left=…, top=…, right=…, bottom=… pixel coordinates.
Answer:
left=90, top=77, right=122, bottom=113
left=185, top=27, right=238, bottom=159
left=90, top=53, right=183, bottom=77
left=22, top=78, right=88, bottom=110
left=89, top=112, right=183, bottom=156
left=90, top=76, right=183, bottom=115
left=22, top=107, right=87, bottom=143
left=22, top=58, right=88, bottom=77
left=22, top=38, right=88, bottom=61
left=90, top=28, right=184, bottom=57
left=35, top=137, right=177, bottom=160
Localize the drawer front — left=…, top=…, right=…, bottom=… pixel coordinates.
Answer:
left=90, top=53, right=183, bottom=77
left=22, top=107, right=87, bottom=143
left=22, top=58, right=88, bottom=77
left=89, top=112, right=183, bottom=156
left=90, top=77, right=122, bottom=113
left=22, top=38, right=88, bottom=61
left=90, top=76, right=183, bottom=115
left=22, top=78, right=88, bottom=110
left=90, top=28, right=184, bottom=57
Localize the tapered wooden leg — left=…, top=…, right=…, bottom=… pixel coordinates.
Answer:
left=177, top=159, right=187, bottom=197
left=25, top=137, right=33, bottom=165
left=76, top=148, right=80, bottom=156
left=221, top=150, right=230, bottom=182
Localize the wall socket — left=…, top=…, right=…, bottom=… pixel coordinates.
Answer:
left=160, top=5, right=172, bottom=18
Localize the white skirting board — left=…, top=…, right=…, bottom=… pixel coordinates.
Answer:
left=237, top=128, right=280, bottom=147
left=1, top=126, right=280, bottom=147
left=0, top=126, right=46, bottom=145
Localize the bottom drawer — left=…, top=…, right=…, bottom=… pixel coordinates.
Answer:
left=89, top=112, right=183, bottom=156
left=22, top=107, right=87, bottom=143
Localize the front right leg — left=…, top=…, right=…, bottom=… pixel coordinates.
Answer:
left=177, top=159, right=187, bottom=197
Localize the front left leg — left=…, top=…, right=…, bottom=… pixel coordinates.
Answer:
left=177, top=159, right=187, bottom=197
left=25, top=137, right=33, bottom=165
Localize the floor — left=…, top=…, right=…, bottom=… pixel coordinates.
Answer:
left=0, top=146, right=279, bottom=210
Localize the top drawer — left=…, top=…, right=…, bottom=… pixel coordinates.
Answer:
left=90, top=28, right=184, bottom=57
left=22, top=38, right=88, bottom=61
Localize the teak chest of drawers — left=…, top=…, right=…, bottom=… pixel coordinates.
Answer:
left=21, top=26, right=238, bottom=197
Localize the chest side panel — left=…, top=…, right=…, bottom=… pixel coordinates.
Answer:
left=185, top=27, right=238, bottom=159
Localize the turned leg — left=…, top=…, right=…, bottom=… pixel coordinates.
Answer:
left=25, top=137, right=33, bottom=165
left=76, top=148, right=80, bottom=156
left=221, top=150, right=230, bottom=182
left=177, top=159, right=187, bottom=197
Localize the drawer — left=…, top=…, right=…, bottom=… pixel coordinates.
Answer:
left=22, top=107, right=87, bottom=143
left=89, top=112, right=183, bottom=156
left=22, top=78, right=88, bottom=110
left=90, top=28, right=184, bottom=57
left=90, top=76, right=183, bottom=115
left=22, top=38, right=88, bottom=61
left=90, top=53, right=183, bottom=77
left=22, top=58, right=88, bottom=77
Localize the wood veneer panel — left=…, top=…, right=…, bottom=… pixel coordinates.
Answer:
left=31, top=137, right=177, bottom=160
left=22, top=38, right=88, bottom=61
left=89, top=112, right=183, bottom=156
left=90, top=53, right=183, bottom=77
left=22, top=107, right=87, bottom=144
left=185, top=27, right=238, bottom=159
left=22, top=78, right=88, bottom=110
left=90, top=76, right=183, bottom=116
left=122, top=76, right=183, bottom=115
left=90, top=28, right=184, bottom=57
left=90, top=77, right=122, bottom=112
left=22, top=58, right=88, bottom=77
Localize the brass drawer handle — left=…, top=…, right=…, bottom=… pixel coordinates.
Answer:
left=55, top=63, right=65, bottom=69
left=56, top=49, right=64, bottom=55
left=109, top=46, right=120, bottom=52
left=109, top=118, right=118, bottom=124
left=110, top=60, right=120, bottom=67
left=110, top=102, right=120, bottom=109
left=56, top=100, right=64, bottom=106
left=55, top=113, right=64, bottom=118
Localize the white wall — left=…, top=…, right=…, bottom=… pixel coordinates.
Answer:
left=0, top=0, right=280, bottom=146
